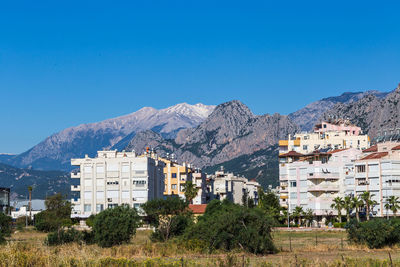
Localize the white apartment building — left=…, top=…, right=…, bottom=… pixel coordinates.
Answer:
left=192, top=171, right=207, bottom=204
left=208, top=168, right=261, bottom=205
left=279, top=148, right=362, bottom=217
left=349, top=142, right=400, bottom=217
left=279, top=120, right=370, bottom=155
left=70, top=150, right=165, bottom=218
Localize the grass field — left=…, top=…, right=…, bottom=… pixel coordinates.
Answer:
left=3, top=228, right=400, bottom=266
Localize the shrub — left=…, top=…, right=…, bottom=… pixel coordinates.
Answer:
left=35, top=193, right=72, bottom=232
left=15, top=216, right=33, bottom=230
left=46, top=228, right=82, bottom=246
left=142, top=197, right=193, bottom=242
left=333, top=222, right=346, bottom=228
left=92, top=205, right=141, bottom=247
left=346, top=218, right=400, bottom=249
left=0, top=213, right=12, bottom=244
left=183, top=199, right=277, bottom=254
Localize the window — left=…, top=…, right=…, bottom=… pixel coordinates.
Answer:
left=96, top=191, right=104, bottom=199
left=133, top=180, right=146, bottom=187
left=96, top=179, right=104, bottom=187
left=121, top=164, right=130, bottom=173
left=84, top=191, right=92, bottom=199
left=96, top=204, right=103, bottom=212
left=84, top=179, right=91, bottom=187
left=303, top=145, right=308, bottom=151
left=107, top=181, right=119, bottom=185
left=122, top=191, right=129, bottom=199
left=107, top=204, right=118, bottom=209
left=106, top=190, right=119, bottom=198
left=323, top=124, right=327, bottom=128
left=172, top=173, right=177, bottom=178
left=356, top=165, right=366, bottom=173
left=84, top=204, right=91, bottom=212
left=171, top=184, right=177, bottom=189
left=96, top=165, right=104, bottom=173
left=84, top=166, right=92, bottom=173
left=107, top=164, right=118, bottom=172
left=290, top=192, right=297, bottom=199
left=289, top=181, right=297, bottom=187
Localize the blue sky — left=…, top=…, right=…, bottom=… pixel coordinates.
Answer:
left=1, top=1, right=400, bottom=153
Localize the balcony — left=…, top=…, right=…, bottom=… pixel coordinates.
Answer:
left=71, top=198, right=80, bottom=205
left=280, top=182, right=288, bottom=187
left=280, top=195, right=288, bottom=199
left=307, top=172, right=339, bottom=180
left=308, top=184, right=339, bottom=192
left=71, top=172, right=81, bottom=179
left=71, top=185, right=81, bottom=191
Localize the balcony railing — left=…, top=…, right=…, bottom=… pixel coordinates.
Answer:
left=308, top=184, right=339, bottom=192
left=71, top=185, right=81, bottom=191
left=307, top=172, right=339, bottom=180
left=71, top=172, right=81, bottom=178
left=71, top=198, right=80, bottom=204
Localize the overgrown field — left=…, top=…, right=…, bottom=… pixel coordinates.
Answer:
left=3, top=229, right=400, bottom=266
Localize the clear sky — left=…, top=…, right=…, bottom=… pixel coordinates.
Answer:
left=1, top=1, right=400, bottom=154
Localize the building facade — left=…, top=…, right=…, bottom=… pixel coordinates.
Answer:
left=279, top=120, right=370, bottom=155
left=208, top=168, right=261, bottom=205
left=160, top=158, right=194, bottom=198
left=0, top=187, right=10, bottom=215
left=70, top=150, right=165, bottom=218
left=279, top=148, right=362, bottom=216
left=349, top=142, right=400, bottom=217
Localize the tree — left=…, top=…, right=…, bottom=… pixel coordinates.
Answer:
left=360, top=191, right=377, bottom=221
left=342, top=196, right=353, bottom=222
left=28, top=186, right=33, bottom=220
left=385, top=196, right=400, bottom=217
left=92, top=205, right=141, bottom=247
left=35, top=193, right=72, bottom=232
left=258, top=189, right=281, bottom=220
left=183, top=199, right=277, bottom=254
left=351, top=196, right=364, bottom=222
left=0, top=213, right=12, bottom=244
left=183, top=181, right=199, bottom=204
left=330, top=197, right=344, bottom=223
left=303, top=208, right=314, bottom=227
left=292, top=206, right=304, bottom=226
left=142, top=197, right=193, bottom=241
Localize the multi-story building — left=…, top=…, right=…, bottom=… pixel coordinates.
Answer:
left=70, top=150, right=165, bottom=218
left=349, top=142, right=400, bottom=217
left=279, top=148, right=362, bottom=217
left=192, top=170, right=207, bottom=204
left=208, top=168, right=261, bottom=205
left=279, top=120, right=370, bottom=155
left=160, top=157, right=194, bottom=198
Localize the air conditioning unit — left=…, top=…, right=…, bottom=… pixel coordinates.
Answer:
left=132, top=197, right=136, bottom=201
left=107, top=198, right=112, bottom=202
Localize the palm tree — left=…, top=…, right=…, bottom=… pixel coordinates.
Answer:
left=28, top=186, right=33, bottom=220
left=352, top=196, right=364, bottom=222
left=293, top=206, right=304, bottom=226
left=182, top=181, right=199, bottom=204
left=303, top=208, right=314, bottom=227
left=330, top=197, right=344, bottom=223
left=360, top=191, right=377, bottom=221
left=385, top=196, right=400, bottom=217
left=342, top=196, right=353, bottom=222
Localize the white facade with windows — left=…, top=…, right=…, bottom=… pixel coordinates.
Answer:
left=70, top=150, right=165, bottom=218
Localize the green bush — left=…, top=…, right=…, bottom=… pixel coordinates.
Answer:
left=183, top=199, right=277, bottom=254
left=346, top=218, right=400, bottom=249
left=333, top=222, right=346, bottom=228
left=46, top=228, right=95, bottom=246
left=35, top=193, right=72, bottom=232
left=142, top=197, right=193, bottom=242
left=92, top=205, right=141, bottom=247
left=0, top=213, right=12, bottom=244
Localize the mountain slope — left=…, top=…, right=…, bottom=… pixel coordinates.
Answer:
left=323, top=84, right=400, bottom=138
left=124, top=100, right=298, bottom=173
left=7, top=103, right=215, bottom=171
left=0, top=163, right=71, bottom=200
left=289, top=91, right=388, bottom=131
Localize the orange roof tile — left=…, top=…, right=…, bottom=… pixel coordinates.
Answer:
left=392, top=145, right=400, bottom=150
left=279, top=151, right=304, bottom=157
left=363, top=145, right=378, bottom=153
left=189, top=204, right=207, bottom=214
left=360, top=152, right=388, bottom=160
left=327, top=148, right=348, bottom=154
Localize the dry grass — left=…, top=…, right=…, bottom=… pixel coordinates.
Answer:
left=2, top=228, right=400, bottom=266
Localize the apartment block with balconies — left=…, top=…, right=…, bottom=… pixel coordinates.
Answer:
left=70, top=150, right=165, bottom=218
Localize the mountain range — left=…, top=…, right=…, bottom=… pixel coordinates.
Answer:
left=1, top=84, right=400, bottom=199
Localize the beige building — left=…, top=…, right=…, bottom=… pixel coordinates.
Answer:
left=279, top=120, right=370, bottom=155
left=160, top=158, right=194, bottom=198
